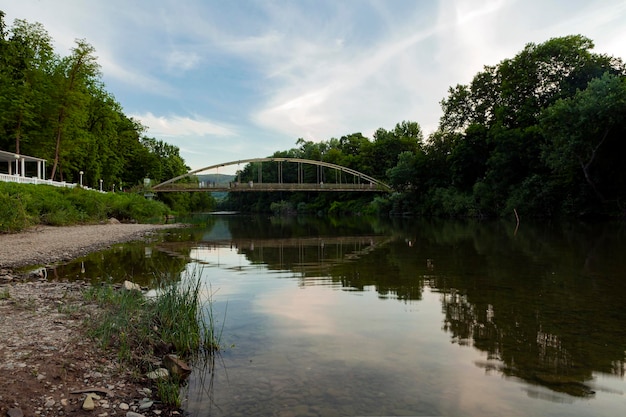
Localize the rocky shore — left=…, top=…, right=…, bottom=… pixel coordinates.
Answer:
left=0, top=223, right=184, bottom=417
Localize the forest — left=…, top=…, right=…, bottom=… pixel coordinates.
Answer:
left=229, top=35, right=626, bottom=218
left=1, top=10, right=625, bottom=218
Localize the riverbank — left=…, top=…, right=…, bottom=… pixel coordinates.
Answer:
left=0, top=222, right=179, bottom=270
left=0, top=222, right=184, bottom=417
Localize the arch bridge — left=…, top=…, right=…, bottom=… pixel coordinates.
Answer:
left=152, top=157, right=391, bottom=193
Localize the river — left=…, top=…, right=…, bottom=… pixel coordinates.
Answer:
left=54, top=215, right=626, bottom=416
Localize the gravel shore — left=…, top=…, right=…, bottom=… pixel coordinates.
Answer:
left=0, top=223, right=180, bottom=270
left=0, top=222, right=185, bottom=416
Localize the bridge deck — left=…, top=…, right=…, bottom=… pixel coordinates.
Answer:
left=154, top=182, right=387, bottom=192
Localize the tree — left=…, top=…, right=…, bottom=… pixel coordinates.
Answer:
left=436, top=35, right=626, bottom=216
left=370, top=121, right=423, bottom=179
left=0, top=18, right=55, bottom=155
left=541, top=73, right=626, bottom=204
left=49, top=39, right=100, bottom=180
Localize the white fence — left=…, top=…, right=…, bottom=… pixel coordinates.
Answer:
left=0, top=173, right=80, bottom=189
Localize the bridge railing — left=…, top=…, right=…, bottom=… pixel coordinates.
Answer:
left=154, top=182, right=388, bottom=192
left=152, top=157, right=392, bottom=192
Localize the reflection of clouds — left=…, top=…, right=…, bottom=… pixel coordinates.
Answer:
left=256, top=285, right=343, bottom=335
left=256, top=286, right=557, bottom=415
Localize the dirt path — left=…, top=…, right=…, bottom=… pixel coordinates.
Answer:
left=0, top=223, right=184, bottom=417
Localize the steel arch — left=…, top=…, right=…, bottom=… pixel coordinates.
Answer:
left=152, top=157, right=391, bottom=191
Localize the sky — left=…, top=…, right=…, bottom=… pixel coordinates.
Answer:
left=3, top=0, right=626, bottom=173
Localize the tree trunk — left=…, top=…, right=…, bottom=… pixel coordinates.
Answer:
left=50, top=109, right=65, bottom=180
left=579, top=128, right=609, bottom=202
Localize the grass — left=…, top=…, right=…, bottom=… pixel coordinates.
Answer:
left=0, top=288, right=10, bottom=300
left=84, top=271, right=223, bottom=407
left=0, top=182, right=171, bottom=233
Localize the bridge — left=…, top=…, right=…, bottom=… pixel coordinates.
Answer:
left=152, top=158, right=392, bottom=193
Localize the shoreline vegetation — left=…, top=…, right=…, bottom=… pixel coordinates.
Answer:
left=0, top=182, right=172, bottom=234
left=86, top=274, right=220, bottom=409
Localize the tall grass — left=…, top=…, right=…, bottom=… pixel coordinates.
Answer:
left=0, top=182, right=171, bottom=232
left=84, top=272, right=223, bottom=407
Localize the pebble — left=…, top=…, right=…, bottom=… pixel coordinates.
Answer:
left=7, top=408, right=23, bottom=417
left=83, top=394, right=96, bottom=411
left=146, top=368, right=169, bottom=380
left=126, top=412, right=146, bottom=417
left=139, top=398, right=153, bottom=410
left=119, top=403, right=130, bottom=410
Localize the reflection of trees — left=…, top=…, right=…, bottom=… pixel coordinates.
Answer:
left=422, top=219, right=626, bottom=398
left=49, top=233, right=191, bottom=287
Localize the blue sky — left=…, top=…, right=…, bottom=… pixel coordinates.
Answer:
left=4, top=1, right=626, bottom=173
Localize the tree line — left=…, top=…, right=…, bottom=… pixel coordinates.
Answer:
left=229, top=35, right=626, bottom=218
left=2, top=12, right=624, bottom=218
left=0, top=12, right=213, bottom=212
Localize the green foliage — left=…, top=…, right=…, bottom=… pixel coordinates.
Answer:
left=0, top=190, right=32, bottom=232
left=84, top=273, right=223, bottom=407
left=427, top=34, right=626, bottom=218
left=0, top=15, right=194, bottom=213
left=270, top=200, right=296, bottom=215
left=428, top=188, right=478, bottom=218
left=540, top=73, right=626, bottom=208
left=0, top=182, right=170, bottom=232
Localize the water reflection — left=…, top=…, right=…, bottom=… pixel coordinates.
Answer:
left=52, top=216, right=626, bottom=415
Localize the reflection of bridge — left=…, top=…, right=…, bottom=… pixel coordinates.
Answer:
left=152, top=158, right=392, bottom=193
left=157, top=235, right=390, bottom=276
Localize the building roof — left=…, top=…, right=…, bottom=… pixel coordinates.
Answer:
left=0, top=149, right=47, bottom=163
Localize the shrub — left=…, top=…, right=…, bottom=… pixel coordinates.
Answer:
left=0, top=182, right=171, bottom=233
left=0, top=191, right=31, bottom=232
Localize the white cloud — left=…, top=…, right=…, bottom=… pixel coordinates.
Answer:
left=165, top=50, right=202, bottom=73
left=133, top=112, right=236, bottom=138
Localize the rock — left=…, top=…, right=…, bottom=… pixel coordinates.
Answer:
left=83, top=394, right=96, bottom=411
left=122, top=280, right=142, bottom=291
left=7, top=408, right=23, bottom=417
left=163, top=354, right=191, bottom=380
left=44, top=399, right=55, bottom=408
left=126, top=412, right=146, bottom=417
left=138, top=399, right=153, bottom=410
left=118, top=403, right=129, bottom=410
left=146, top=368, right=169, bottom=380
left=108, top=218, right=120, bottom=224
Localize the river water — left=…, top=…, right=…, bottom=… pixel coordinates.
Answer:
left=55, top=216, right=626, bottom=416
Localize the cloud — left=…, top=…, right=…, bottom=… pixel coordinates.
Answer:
left=165, top=50, right=202, bottom=73
left=249, top=4, right=449, bottom=140
left=133, top=112, right=236, bottom=138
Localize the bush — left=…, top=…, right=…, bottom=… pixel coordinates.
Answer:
left=0, top=191, right=32, bottom=232
left=0, top=183, right=171, bottom=233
